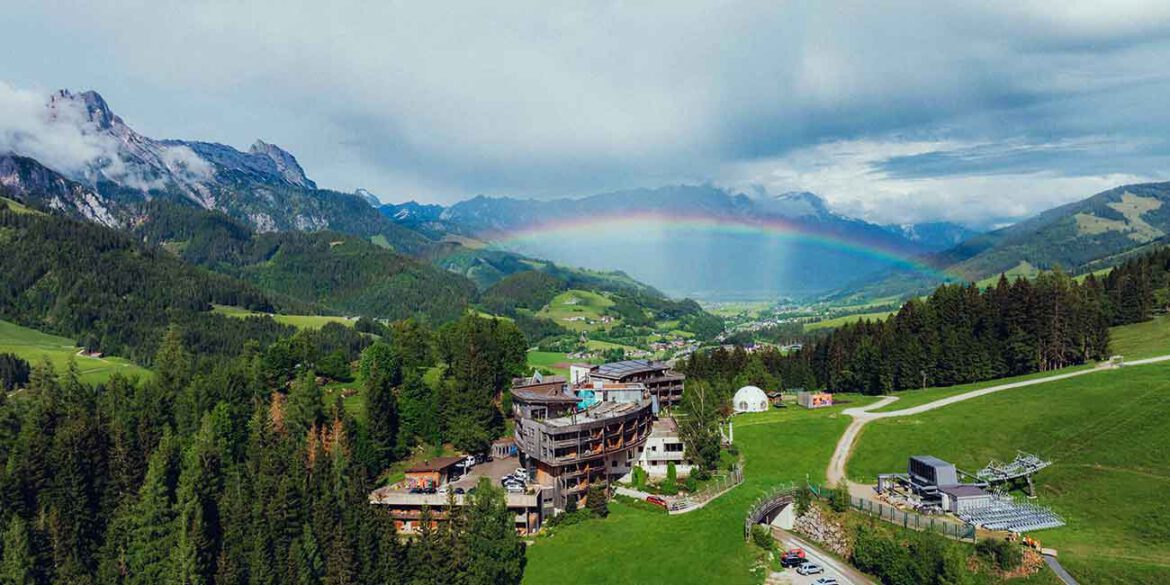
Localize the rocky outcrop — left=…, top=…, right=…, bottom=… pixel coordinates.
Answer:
left=793, top=505, right=851, bottom=558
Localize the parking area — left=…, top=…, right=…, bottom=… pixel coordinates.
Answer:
left=448, top=454, right=527, bottom=492
left=771, top=528, right=870, bottom=585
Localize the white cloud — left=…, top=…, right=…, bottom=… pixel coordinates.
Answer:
left=720, top=138, right=1161, bottom=227
left=0, top=82, right=120, bottom=176
left=3, top=1, right=1170, bottom=214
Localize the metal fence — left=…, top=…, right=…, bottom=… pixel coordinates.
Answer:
left=671, top=461, right=745, bottom=514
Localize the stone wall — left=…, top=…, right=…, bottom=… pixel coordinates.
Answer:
left=793, top=504, right=851, bottom=558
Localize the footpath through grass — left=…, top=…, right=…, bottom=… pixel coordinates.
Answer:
left=523, top=397, right=878, bottom=584
left=848, top=361, right=1170, bottom=583
left=0, top=319, right=150, bottom=384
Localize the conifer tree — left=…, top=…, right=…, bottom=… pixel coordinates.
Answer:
left=464, top=478, right=525, bottom=585
left=1, top=515, right=36, bottom=585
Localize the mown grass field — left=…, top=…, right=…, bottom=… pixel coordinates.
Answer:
left=535, top=290, right=615, bottom=332
left=523, top=396, right=879, bottom=584
left=848, top=360, right=1170, bottom=584
left=0, top=319, right=150, bottom=384
left=212, top=305, right=358, bottom=330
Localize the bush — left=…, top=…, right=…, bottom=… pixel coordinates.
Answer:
left=829, top=481, right=851, bottom=513
left=632, top=466, right=648, bottom=491
left=794, top=485, right=812, bottom=517
left=683, top=475, right=698, bottom=493
left=750, top=525, right=775, bottom=551
left=976, top=538, right=1023, bottom=571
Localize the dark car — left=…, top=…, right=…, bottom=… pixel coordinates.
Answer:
left=454, top=487, right=465, bottom=495
left=780, top=553, right=804, bottom=568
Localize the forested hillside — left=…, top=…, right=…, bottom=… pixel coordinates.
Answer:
left=837, top=181, right=1170, bottom=303
left=0, top=205, right=309, bottom=363
left=0, top=309, right=529, bottom=584
left=134, top=203, right=477, bottom=323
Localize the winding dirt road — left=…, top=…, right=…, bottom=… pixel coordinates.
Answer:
left=826, top=355, right=1170, bottom=485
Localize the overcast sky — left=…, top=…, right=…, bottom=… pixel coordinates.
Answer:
left=4, top=0, right=1170, bottom=227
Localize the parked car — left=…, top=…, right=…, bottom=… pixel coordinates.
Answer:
left=504, top=483, right=525, bottom=493
left=408, top=487, right=423, bottom=494
left=454, top=487, right=465, bottom=495
left=513, top=468, right=527, bottom=478
left=645, top=495, right=668, bottom=509
left=797, top=563, right=824, bottom=575
left=812, top=579, right=838, bottom=585
left=780, top=554, right=804, bottom=568
left=437, top=485, right=449, bottom=495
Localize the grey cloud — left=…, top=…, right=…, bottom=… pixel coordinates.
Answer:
left=2, top=1, right=1170, bottom=218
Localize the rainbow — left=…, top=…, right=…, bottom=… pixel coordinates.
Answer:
left=481, top=211, right=954, bottom=279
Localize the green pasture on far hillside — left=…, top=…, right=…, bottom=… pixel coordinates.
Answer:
left=0, top=319, right=151, bottom=385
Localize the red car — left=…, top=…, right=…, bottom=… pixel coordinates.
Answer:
left=645, top=496, right=668, bottom=509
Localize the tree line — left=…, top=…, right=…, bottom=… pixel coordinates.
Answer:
left=684, top=245, right=1169, bottom=396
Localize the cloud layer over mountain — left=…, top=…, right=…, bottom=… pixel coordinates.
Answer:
left=4, top=1, right=1170, bottom=226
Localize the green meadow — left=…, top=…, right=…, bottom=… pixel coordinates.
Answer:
left=535, top=290, right=616, bottom=332
left=804, top=310, right=897, bottom=331
left=0, top=319, right=150, bottom=385
left=212, top=304, right=358, bottom=330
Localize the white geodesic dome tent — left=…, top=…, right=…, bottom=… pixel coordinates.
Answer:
left=733, top=385, right=769, bottom=413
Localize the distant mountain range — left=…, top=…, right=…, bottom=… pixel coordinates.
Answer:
left=0, top=90, right=431, bottom=254
left=834, top=181, right=1170, bottom=301
left=4, top=88, right=1170, bottom=305
left=379, top=187, right=979, bottom=299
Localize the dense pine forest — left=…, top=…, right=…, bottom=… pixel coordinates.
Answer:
left=0, top=208, right=307, bottom=364
left=0, top=309, right=529, bottom=584
left=685, top=247, right=1170, bottom=396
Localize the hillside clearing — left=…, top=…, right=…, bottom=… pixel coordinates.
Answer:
left=535, top=290, right=616, bottom=332
left=0, top=319, right=150, bottom=384
left=212, top=305, right=358, bottom=330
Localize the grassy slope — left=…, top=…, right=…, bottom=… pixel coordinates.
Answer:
left=212, top=305, right=358, bottom=330
left=1110, top=315, right=1170, bottom=360
left=847, top=361, right=1170, bottom=583
left=535, top=290, right=615, bottom=332
left=523, top=396, right=879, bottom=584
left=0, top=319, right=150, bottom=384
left=805, top=310, right=897, bottom=331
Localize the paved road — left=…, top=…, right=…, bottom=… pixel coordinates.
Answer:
left=1043, top=554, right=1081, bottom=585
left=771, top=527, right=874, bottom=585
left=826, top=356, right=1170, bottom=485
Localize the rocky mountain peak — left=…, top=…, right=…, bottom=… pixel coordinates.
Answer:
left=49, top=89, right=122, bottom=130
left=248, top=140, right=315, bottom=189
left=764, top=190, right=832, bottom=218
